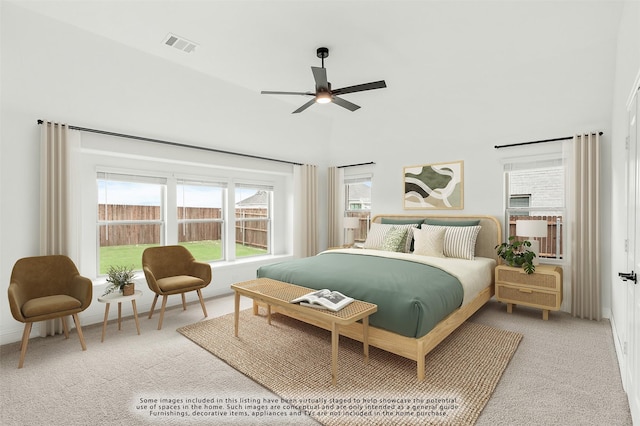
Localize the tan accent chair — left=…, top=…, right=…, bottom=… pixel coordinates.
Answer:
left=142, top=245, right=211, bottom=330
left=8, top=255, right=92, bottom=368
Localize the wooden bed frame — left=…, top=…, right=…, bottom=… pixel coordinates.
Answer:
left=266, top=214, right=502, bottom=381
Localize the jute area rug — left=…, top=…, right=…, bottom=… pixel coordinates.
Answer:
left=178, top=309, right=522, bottom=426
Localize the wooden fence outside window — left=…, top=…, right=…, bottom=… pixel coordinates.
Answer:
left=99, top=204, right=268, bottom=249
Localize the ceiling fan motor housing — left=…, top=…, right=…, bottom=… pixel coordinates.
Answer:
left=316, top=47, right=329, bottom=59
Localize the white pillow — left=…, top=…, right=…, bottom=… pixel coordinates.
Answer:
left=363, top=223, right=418, bottom=252
left=423, top=224, right=481, bottom=260
left=413, top=226, right=446, bottom=257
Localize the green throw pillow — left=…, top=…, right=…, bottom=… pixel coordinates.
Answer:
left=381, top=218, right=423, bottom=252
left=381, top=227, right=408, bottom=252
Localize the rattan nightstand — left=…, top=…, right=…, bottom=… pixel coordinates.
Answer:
left=495, top=264, right=563, bottom=320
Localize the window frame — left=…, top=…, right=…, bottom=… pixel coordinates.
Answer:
left=95, top=171, right=284, bottom=276
left=82, top=131, right=292, bottom=280
left=234, top=183, right=273, bottom=259
left=502, top=157, right=566, bottom=263
left=96, top=172, right=167, bottom=274
left=343, top=172, right=372, bottom=245
left=176, top=178, right=228, bottom=263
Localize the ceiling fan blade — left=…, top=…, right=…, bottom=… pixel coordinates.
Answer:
left=332, top=96, right=361, bottom=112
left=332, top=80, right=387, bottom=96
left=292, top=99, right=316, bottom=114
left=311, top=66, right=328, bottom=90
left=261, top=90, right=314, bottom=96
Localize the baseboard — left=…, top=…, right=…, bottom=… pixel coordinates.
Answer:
left=609, top=314, right=627, bottom=392
left=0, top=326, right=26, bottom=347
left=0, top=286, right=236, bottom=346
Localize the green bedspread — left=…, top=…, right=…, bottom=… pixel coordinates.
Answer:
left=257, top=251, right=463, bottom=338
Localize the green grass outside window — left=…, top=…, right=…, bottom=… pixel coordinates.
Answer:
left=99, top=240, right=266, bottom=275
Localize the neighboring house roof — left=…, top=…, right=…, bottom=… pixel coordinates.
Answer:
left=236, top=190, right=268, bottom=207
left=348, top=183, right=371, bottom=207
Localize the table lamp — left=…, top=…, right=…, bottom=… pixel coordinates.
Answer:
left=343, top=217, right=360, bottom=247
left=515, top=219, right=548, bottom=265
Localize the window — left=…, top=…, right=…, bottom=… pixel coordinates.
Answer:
left=344, top=176, right=372, bottom=244
left=235, top=184, right=272, bottom=258
left=509, top=194, right=531, bottom=209
left=504, top=159, right=564, bottom=260
left=96, top=172, right=282, bottom=274
left=85, top=132, right=290, bottom=279
left=97, top=173, right=166, bottom=274
left=177, top=180, right=226, bottom=263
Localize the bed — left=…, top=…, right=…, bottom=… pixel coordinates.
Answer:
left=256, top=214, right=502, bottom=380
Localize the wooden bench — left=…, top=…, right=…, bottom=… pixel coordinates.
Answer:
left=231, top=278, right=377, bottom=385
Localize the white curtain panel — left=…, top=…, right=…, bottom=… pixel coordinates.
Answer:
left=39, top=122, right=81, bottom=336
left=570, top=132, right=601, bottom=320
left=40, top=122, right=70, bottom=256
left=327, top=166, right=344, bottom=248
left=293, top=164, right=319, bottom=258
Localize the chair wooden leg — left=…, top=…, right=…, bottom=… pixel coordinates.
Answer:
left=157, top=295, right=168, bottom=330
left=197, top=289, right=208, bottom=318
left=149, top=294, right=159, bottom=319
left=72, top=314, right=87, bottom=351
left=61, top=316, right=70, bottom=339
left=18, top=323, right=32, bottom=369
left=181, top=293, right=187, bottom=310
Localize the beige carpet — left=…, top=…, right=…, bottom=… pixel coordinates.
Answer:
left=178, top=309, right=523, bottom=426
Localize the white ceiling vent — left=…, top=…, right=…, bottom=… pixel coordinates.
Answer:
left=163, top=33, right=198, bottom=53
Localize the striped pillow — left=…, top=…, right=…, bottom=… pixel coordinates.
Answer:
left=423, top=224, right=481, bottom=260
left=364, top=223, right=418, bottom=252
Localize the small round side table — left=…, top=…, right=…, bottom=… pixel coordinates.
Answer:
left=97, top=290, right=143, bottom=342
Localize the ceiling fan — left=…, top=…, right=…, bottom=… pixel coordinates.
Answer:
left=261, top=47, right=387, bottom=114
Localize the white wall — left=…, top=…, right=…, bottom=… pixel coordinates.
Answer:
left=0, top=3, right=331, bottom=344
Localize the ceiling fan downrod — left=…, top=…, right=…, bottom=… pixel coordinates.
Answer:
left=317, top=47, right=329, bottom=68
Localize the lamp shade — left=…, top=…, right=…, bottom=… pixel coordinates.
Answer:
left=515, top=220, right=547, bottom=238
left=344, top=217, right=360, bottom=229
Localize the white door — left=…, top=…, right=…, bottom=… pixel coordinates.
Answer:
left=622, top=86, right=639, bottom=424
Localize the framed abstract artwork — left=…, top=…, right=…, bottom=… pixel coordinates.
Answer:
left=403, top=160, right=464, bottom=209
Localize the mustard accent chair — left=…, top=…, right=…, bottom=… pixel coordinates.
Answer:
left=8, top=255, right=92, bottom=368
left=142, top=245, right=211, bottom=330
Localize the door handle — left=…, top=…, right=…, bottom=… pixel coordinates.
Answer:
left=618, top=271, right=637, bottom=284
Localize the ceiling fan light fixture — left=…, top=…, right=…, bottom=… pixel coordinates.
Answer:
left=316, top=92, right=332, bottom=104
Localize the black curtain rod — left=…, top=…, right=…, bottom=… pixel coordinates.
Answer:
left=337, top=161, right=375, bottom=168
left=494, top=131, right=603, bottom=149
left=37, top=120, right=303, bottom=166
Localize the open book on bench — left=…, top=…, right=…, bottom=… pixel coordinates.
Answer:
left=290, top=289, right=354, bottom=312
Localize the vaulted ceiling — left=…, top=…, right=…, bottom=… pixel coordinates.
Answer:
left=13, top=1, right=624, bottom=119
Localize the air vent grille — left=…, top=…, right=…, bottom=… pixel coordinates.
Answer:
left=163, top=33, right=198, bottom=53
